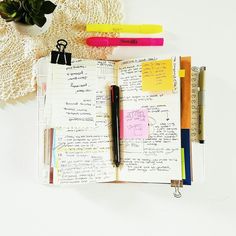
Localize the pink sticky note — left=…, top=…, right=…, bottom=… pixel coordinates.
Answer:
left=120, top=109, right=149, bottom=139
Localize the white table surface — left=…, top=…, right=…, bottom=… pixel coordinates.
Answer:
left=0, top=0, right=236, bottom=235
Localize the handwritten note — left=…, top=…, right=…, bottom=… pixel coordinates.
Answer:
left=49, top=60, right=116, bottom=184
left=142, top=59, right=174, bottom=92
left=40, top=57, right=182, bottom=184
left=118, top=57, right=182, bottom=183
left=53, top=129, right=115, bottom=184
left=120, top=109, right=148, bottom=139
left=48, top=60, right=97, bottom=128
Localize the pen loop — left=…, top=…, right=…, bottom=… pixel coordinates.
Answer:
left=173, top=186, right=182, bottom=198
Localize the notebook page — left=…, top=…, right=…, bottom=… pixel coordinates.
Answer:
left=48, top=59, right=97, bottom=128
left=118, top=57, right=182, bottom=183
left=52, top=128, right=115, bottom=184
left=52, top=60, right=116, bottom=184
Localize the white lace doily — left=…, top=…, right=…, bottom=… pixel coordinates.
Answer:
left=0, top=0, right=123, bottom=101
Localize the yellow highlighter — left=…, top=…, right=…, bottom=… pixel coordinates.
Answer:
left=86, top=24, right=163, bottom=34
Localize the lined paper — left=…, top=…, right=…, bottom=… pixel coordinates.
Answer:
left=117, top=57, right=182, bottom=183
left=41, top=57, right=183, bottom=184
left=53, top=129, right=115, bottom=184
left=48, top=60, right=97, bottom=128
left=51, top=60, right=116, bottom=184
left=142, top=59, right=174, bottom=92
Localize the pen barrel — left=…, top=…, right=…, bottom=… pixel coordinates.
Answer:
left=198, top=90, right=205, bottom=143
left=111, top=86, right=121, bottom=167
left=198, top=91, right=205, bottom=106
left=199, top=105, right=204, bottom=143
left=198, top=67, right=206, bottom=143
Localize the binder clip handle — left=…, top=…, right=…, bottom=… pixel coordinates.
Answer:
left=51, top=39, right=72, bottom=66
left=171, top=180, right=183, bottom=198
left=173, top=186, right=182, bottom=198
left=56, top=39, right=68, bottom=53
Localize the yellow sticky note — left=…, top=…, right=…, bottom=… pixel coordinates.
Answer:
left=142, top=59, right=174, bottom=92
left=181, top=148, right=186, bottom=180
left=179, top=69, right=185, bottom=78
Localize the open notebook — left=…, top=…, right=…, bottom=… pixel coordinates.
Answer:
left=37, top=56, right=183, bottom=185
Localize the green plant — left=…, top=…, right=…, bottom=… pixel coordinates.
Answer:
left=0, top=0, right=56, bottom=27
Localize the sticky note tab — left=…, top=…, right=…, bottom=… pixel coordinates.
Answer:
left=181, top=148, right=186, bottom=180
left=142, top=59, right=174, bottom=92
left=179, top=69, right=185, bottom=77
left=120, top=109, right=149, bottom=139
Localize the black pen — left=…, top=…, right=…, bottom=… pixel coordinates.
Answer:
left=110, top=85, right=121, bottom=167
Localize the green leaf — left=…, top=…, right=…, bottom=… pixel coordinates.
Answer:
left=32, top=14, right=46, bottom=27
left=0, top=10, right=11, bottom=20
left=5, top=0, right=21, bottom=8
left=41, top=1, right=56, bottom=14
left=28, top=0, right=44, bottom=11
left=5, top=17, right=14, bottom=22
left=24, top=13, right=34, bottom=24
left=21, top=0, right=32, bottom=13
left=0, top=1, right=20, bottom=19
left=0, top=2, right=16, bottom=14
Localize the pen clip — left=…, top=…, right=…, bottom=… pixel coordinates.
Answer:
left=111, top=86, right=114, bottom=103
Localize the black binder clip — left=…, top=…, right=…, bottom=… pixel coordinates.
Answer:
left=51, top=39, right=72, bottom=66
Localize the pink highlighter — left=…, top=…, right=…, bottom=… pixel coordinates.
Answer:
left=86, top=37, right=164, bottom=47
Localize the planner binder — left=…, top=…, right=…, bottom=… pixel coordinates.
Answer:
left=37, top=41, right=205, bottom=197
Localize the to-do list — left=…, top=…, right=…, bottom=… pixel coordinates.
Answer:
left=49, top=60, right=97, bottom=128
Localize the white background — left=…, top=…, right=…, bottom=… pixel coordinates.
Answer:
left=0, top=0, right=236, bottom=235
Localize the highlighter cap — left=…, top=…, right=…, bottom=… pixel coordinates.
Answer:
left=139, top=24, right=163, bottom=33
left=86, top=37, right=109, bottom=46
